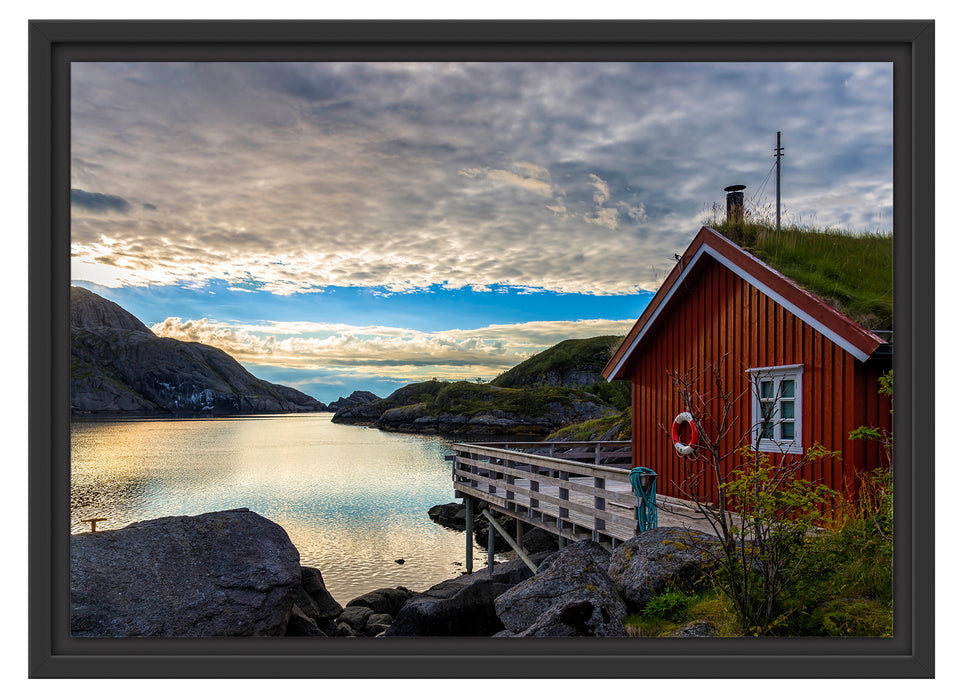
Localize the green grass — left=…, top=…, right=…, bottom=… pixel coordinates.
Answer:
left=545, top=408, right=631, bottom=441
left=624, top=590, right=742, bottom=637
left=492, top=336, right=625, bottom=388
left=707, top=216, right=893, bottom=329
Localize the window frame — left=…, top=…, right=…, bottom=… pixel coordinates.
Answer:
left=746, top=363, right=804, bottom=454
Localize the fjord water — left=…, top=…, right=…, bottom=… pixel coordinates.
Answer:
left=71, top=413, right=490, bottom=604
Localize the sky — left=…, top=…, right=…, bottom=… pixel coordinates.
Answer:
left=70, top=61, right=894, bottom=404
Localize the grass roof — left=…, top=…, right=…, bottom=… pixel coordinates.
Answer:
left=707, top=218, right=893, bottom=330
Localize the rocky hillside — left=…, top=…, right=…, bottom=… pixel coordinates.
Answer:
left=332, top=378, right=618, bottom=437
left=332, top=336, right=632, bottom=437
left=327, top=390, right=380, bottom=412
left=70, top=286, right=328, bottom=415
left=492, top=335, right=630, bottom=411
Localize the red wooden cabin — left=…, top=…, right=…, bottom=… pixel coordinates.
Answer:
left=603, top=226, right=892, bottom=506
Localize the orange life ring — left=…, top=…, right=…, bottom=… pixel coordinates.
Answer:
left=671, top=412, right=697, bottom=455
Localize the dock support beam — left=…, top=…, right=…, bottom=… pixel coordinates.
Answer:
left=465, top=497, right=473, bottom=574
left=482, top=510, right=537, bottom=574
left=487, top=514, right=495, bottom=574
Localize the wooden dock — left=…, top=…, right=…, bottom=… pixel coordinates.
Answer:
left=449, top=441, right=716, bottom=564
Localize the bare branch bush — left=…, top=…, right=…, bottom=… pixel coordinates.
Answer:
left=665, top=359, right=838, bottom=633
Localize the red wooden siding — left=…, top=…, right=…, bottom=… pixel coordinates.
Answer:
left=627, top=256, right=891, bottom=506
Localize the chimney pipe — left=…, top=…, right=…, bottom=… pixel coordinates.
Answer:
left=724, top=184, right=746, bottom=225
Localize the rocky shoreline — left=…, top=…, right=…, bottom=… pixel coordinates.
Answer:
left=70, top=507, right=720, bottom=638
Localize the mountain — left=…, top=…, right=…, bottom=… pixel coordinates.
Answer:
left=70, top=286, right=328, bottom=415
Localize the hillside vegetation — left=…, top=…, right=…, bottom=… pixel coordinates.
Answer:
left=333, top=336, right=632, bottom=437
left=707, top=217, right=893, bottom=330
left=493, top=335, right=631, bottom=412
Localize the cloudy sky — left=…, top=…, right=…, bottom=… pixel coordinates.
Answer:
left=70, top=61, right=893, bottom=403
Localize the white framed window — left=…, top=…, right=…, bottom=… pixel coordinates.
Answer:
left=746, top=364, right=803, bottom=454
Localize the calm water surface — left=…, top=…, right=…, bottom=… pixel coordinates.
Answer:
left=70, top=413, right=502, bottom=603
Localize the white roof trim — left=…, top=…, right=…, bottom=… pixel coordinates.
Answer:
left=607, top=244, right=871, bottom=380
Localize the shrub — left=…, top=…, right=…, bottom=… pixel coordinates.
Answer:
left=642, top=591, right=691, bottom=622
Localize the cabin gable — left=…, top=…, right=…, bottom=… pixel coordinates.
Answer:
left=609, top=229, right=891, bottom=505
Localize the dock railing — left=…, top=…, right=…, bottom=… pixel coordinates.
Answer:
left=450, top=440, right=639, bottom=549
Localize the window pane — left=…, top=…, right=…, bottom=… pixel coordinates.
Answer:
left=760, top=380, right=773, bottom=399
left=762, top=423, right=774, bottom=439
left=781, top=422, right=795, bottom=440
left=781, top=379, right=795, bottom=398
left=781, top=400, right=795, bottom=419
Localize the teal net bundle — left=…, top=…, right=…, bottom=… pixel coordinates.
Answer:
left=628, top=467, right=658, bottom=533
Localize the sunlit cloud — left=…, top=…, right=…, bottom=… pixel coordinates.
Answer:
left=151, top=316, right=635, bottom=380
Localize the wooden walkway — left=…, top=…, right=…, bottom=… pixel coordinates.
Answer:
left=449, top=440, right=716, bottom=553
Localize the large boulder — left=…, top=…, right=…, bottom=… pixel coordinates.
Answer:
left=345, top=587, right=415, bottom=616
left=494, top=540, right=626, bottom=636
left=606, top=527, right=722, bottom=610
left=70, top=509, right=302, bottom=637
left=427, top=503, right=469, bottom=530
left=299, top=566, right=343, bottom=623
left=511, top=598, right=626, bottom=637
left=385, top=555, right=549, bottom=636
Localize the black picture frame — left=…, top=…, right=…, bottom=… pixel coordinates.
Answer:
left=28, top=19, right=935, bottom=678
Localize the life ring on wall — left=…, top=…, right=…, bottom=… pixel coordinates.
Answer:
left=671, top=412, right=698, bottom=456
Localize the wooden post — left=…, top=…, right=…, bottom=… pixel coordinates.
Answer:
left=483, top=511, right=537, bottom=574
left=558, top=470, right=569, bottom=546
left=516, top=518, right=524, bottom=552
left=594, top=476, right=606, bottom=538
left=465, top=497, right=473, bottom=574
left=487, top=514, right=495, bottom=574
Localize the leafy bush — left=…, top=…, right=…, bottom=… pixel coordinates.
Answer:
left=642, top=591, right=691, bottom=622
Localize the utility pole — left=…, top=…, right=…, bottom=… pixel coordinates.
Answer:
left=775, top=131, right=784, bottom=231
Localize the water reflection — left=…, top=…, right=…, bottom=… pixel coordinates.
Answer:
left=70, top=414, right=503, bottom=602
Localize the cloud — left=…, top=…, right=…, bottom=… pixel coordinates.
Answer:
left=70, top=62, right=893, bottom=297
left=150, top=316, right=635, bottom=381
left=589, top=174, right=610, bottom=205
left=70, top=189, right=132, bottom=214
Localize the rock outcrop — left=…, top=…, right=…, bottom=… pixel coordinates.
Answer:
left=70, top=509, right=303, bottom=637
left=606, top=527, right=722, bottom=609
left=70, top=286, right=328, bottom=415
left=384, top=556, right=549, bottom=636
left=327, top=390, right=380, bottom=412
left=494, top=540, right=626, bottom=637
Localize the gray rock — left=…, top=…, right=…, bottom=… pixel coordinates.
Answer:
left=513, top=598, right=626, bottom=637
left=428, top=502, right=469, bottom=530
left=518, top=526, right=560, bottom=555
left=285, top=605, right=327, bottom=637
left=494, top=540, right=625, bottom=636
left=334, top=622, right=358, bottom=637
left=385, top=555, right=549, bottom=636
left=667, top=620, right=717, bottom=637
left=70, top=508, right=302, bottom=637
left=300, top=566, right=343, bottom=623
left=607, top=527, right=722, bottom=610
left=345, top=587, right=415, bottom=616
left=535, top=536, right=611, bottom=573
left=367, top=613, right=394, bottom=636
left=337, top=605, right=374, bottom=633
